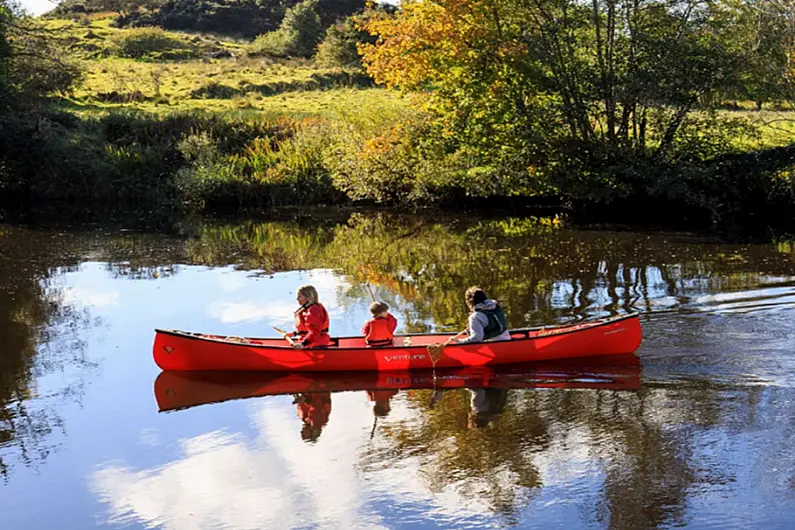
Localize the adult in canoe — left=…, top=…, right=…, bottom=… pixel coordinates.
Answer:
left=458, top=286, right=511, bottom=344
left=291, top=285, right=331, bottom=349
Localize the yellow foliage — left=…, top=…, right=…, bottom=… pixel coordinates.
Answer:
left=358, top=1, right=459, bottom=89
left=360, top=124, right=405, bottom=158
left=358, top=0, right=522, bottom=93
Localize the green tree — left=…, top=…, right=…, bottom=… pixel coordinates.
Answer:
left=314, top=6, right=392, bottom=68
left=7, top=24, right=83, bottom=103
left=251, top=0, right=323, bottom=58
left=315, top=15, right=367, bottom=68
left=741, top=0, right=795, bottom=109
left=0, top=0, right=13, bottom=109
left=359, top=0, right=775, bottom=201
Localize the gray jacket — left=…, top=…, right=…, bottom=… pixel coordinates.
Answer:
left=458, top=299, right=512, bottom=344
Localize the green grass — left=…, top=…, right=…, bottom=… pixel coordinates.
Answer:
left=45, top=14, right=408, bottom=120
left=61, top=87, right=409, bottom=121
left=725, top=109, right=795, bottom=149
left=50, top=15, right=794, bottom=149
left=2, top=11, right=789, bottom=235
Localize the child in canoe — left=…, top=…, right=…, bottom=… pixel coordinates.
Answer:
left=362, top=301, right=398, bottom=347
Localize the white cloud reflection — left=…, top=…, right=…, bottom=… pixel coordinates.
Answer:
left=206, top=269, right=348, bottom=325
left=90, top=394, right=390, bottom=530
left=207, top=301, right=296, bottom=324
left=92, top=430, right=298, bottom=530
left=88, top=392, right=520, bottom=530
left=60, top=287, right=120, bottom=308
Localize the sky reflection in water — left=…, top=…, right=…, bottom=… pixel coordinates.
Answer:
left=2, top=220, right=795, bottom=529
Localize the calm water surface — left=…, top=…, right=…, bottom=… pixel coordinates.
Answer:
left=2, top=213, right=795, bottom=529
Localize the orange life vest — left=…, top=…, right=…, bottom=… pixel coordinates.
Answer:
left=363, top=314, right=397, bottom=346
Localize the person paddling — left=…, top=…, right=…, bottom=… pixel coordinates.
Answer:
left=291, top=285, right=331, bottom=349
left=362, top=301, right=397, bottom=347
left=458, top=286, right=511, bottom=343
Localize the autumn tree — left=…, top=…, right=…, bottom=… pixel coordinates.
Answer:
left=0, top=0, right=12, bottom=109
left=359, top=0, right=779, bottom=199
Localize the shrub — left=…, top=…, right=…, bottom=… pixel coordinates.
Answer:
left=112, top=27, right=198, bottom=60
left=314, top=14, right=375, bottom=68
left=174, top=131, right=235, bottom=210
left=322, top=111, right=468, bottom=205
left=250, top=0, right=323, bottom=59
left=6, top=21, right=84, bottom=102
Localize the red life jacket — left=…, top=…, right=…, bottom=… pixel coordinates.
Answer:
left=294, top=303, right=330, bottom=347
left=363, top=314, right=397, bottom=346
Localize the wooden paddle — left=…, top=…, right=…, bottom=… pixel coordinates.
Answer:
left=427, top=329, right=468, bottom=365
left=272, top=325, right=296, bottom=346
left=365, top=283, right=377, bottom=303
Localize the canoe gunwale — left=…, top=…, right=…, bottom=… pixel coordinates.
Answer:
left=154, top=312, right=641, bottom=352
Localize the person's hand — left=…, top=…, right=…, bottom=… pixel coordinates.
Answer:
left=292, top=343, right=305, bottom=349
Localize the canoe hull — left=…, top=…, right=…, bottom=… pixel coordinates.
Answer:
left=153, top=314, right=642, bottom=372
left=154, top=354, right=642, bottom=412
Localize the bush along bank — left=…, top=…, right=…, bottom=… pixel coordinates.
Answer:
left=1, top=107, right=795, bottom=238
left=0, top=109, right=345, bottom=216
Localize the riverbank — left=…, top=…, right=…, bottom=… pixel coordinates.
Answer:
left=2, top=14, right=795, bottom=239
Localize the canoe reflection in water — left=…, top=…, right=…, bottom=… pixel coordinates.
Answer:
left=155, top=355, right=642, bottom=440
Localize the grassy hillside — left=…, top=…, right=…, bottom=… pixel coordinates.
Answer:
left=0, top=14, right=425, bottom=222
left=48, top=14, right=405, bottom=117
left=48, top=15, right=795, bottom=142
left=1, top=10, right=793, bottom=237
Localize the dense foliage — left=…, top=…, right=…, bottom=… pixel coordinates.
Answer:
left=0, top=1, right=11, bottom=109
left=315, top=8, right=384, bottom=68
left=51, top=0, right=367, bottom=39
left=250, top=0, right=323, bottom=58
left=1, top=1, right=795, bottom=236
left=359, top=1, right=789, bottom=198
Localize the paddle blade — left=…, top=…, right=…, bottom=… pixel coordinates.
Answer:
left=427, top=343, right=445, bottom=364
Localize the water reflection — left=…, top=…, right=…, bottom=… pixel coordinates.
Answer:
left=294, top=392, right=332, bottom=442
left=0, top=228, right=96, bottom=482
left=189, top=214, right=795, bottom=330
left=153, top=355, right=642, bottom=413
left=95, top=367, right=645, bottom=529
left=4, top=214, right=795, bottom=528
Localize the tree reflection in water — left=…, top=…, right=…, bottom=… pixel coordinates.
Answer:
left=189, top=212, right=795, bottom=330
left=0, top=226, right=183, bottom=482
left=0, top=228, right=90, bottom=482
left=4, top=212, right=795, bottom=528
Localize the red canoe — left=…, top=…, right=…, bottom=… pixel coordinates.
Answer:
left=154, top=354, right=642, bottom=412
left=153, top=313, right=642, bottom=372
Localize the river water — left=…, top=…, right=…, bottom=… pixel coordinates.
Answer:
left=2, top=212, right=795, bottom=529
